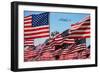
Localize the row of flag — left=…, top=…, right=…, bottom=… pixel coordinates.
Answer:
left=24, top=43, right=90, bottom=61
left=24, top=12, right=90, bottom=61
left=24, top=12, right=90, bottom=46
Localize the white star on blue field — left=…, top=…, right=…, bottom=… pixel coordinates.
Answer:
left=24, top=11, right=90, bottom=46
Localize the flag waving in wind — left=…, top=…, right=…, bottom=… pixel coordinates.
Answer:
left=24, top=12, right=50, bottom=46
left=68, top=16, right=90, bottom=38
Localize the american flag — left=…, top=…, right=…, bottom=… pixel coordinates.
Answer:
left=54, top=34, right=63, bottom=45
left=71, top=43, right=87, bottom=53
left=71, top=38, right=87, bottom=52
left=24, top=46, right=37, bottom=61
left=61, top=45, right=73, bottom=55
left=24, top=12, right=50, bottom=46
left=63, top=38, right=75, bottom=44
left=47, top=38, right=56, bottom=49
left=68, top=16, right=90, bottom=38
left=82, top=16, right=90, bottom=22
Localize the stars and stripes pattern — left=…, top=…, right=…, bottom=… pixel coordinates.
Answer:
left=53, top=34, right=75, bottom=45
left=43, top=38, right=56, bottom=51
left=71, top=43, right=86, bottom=53
left=24, top=46, right=37, bottom=61
left=24, top=15, right=90, bottom=61
left=24, top=40, right=34, bottom=46
left=24, top=15, right=34, bottom=46
left=61, top=44, right=73, bottom=55
left=24, top=12, right=50, bottom=46
left=54, top=34, right=63, bottom=45
left=63, top=38, right=75, bottom=44
left=68, top=16, right=90, bottom=38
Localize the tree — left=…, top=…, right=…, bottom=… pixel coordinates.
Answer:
left=51, top=31, right=59, bottom=37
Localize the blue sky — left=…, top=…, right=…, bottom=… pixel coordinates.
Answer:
left=24, top=11, right=90, bottom=46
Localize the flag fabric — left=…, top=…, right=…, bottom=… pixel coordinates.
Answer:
left=69, top=21, right=90, bottom=38
left=24, top=15, right=90, bottom=61
left=24, top=40, right=34, bottom=46
left=61, top=44, right=73, bottom=55
left=82, top=16, right=90, bottom=22
left=71, top=43, right=86, bottom=53
left=24, top=46, right=37, bottom=61
left=54, top=34, right=63, bottom=45
left=68, top=16, right=90, bottom=38
left=63, top=38, right=75, bottom=44
left=24, top=15, right=34, bottom=46
left=47, top=38, right=56, bottom=50
left=70, top=38, right=86, bottom=53
left=24, top=12, right=50, bottom=46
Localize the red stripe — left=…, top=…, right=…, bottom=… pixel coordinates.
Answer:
left=68, top=36, right=90, bottom=38
left=24, top=15, right=32, bottom=18
left=24, top=53, right=34, bottom=56
left=71, top=32, right=90, bottom=34
left=24, top=26, right=32, bottom=28
left=55, top=42, right=63, bottom=45
left=80, top=22, right=90, bottom=25
left=24, top=21, right=32, bottom=24
left=24, top=42, right=33, bottom=45
left=85, top=19, right=90, bottom=21
left=55, top=39, right=63, bottom=41
left=64, top=41, right=74, bottom=43
left=24, top=31, right=49, bottom=36
left=48, top=41, right=56, bottom=47
left=24, top=18, right=32, bottom=21
left=24, top=39, right=34, bottom=41
left=75, top=27, right=90, bottom=30
left=24, top=42, right=33, bottom=44
left=24, top=27, right=49, bottom=32
left=24, top=35, right=49, bottom=40
left=71, top=27, right=90, bottom=30
left=71, top=22, right=90, bottom=26
left=24, top=51, right=33, bottom=55
left=24, top=39, right=33, bottom=41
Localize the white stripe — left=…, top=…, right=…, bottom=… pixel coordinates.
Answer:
left=24, top=29, right=49, bottom=34
left=74, top=46, right=81, bottom=49
left=77, top=44, right=86, bottom=47
left=24, top=23, right=32, bottom=26
left=71, top=25, right=90, bottom=30
left=75, top=47, right=86, bottom=50
left=24, top=44, right=33, bottom=45
left=70, top=29, right=90, bottom=33
left=24, top=20, right=32, bottom=23
left=24, top=41, right=33, bottom=43
left=55, top=37, right=63, bottom=41
left=56, top=40, right=63, bottom=42
left=71, top=21, right=90, bottom=30
left=68, top=34, right=90, bottom=37
left=64, top=39, right=74, bottom=41
left=64, top=41, right=75, bottom=43
left=71, top=21, right=90, bottom=26
left=24, top=46, right=30, bottom=50
left=24, top=25, right=49, bottom=30
left=72, top=24, right=90, bottom=28
left=24, top=33, right=49, bottom=38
